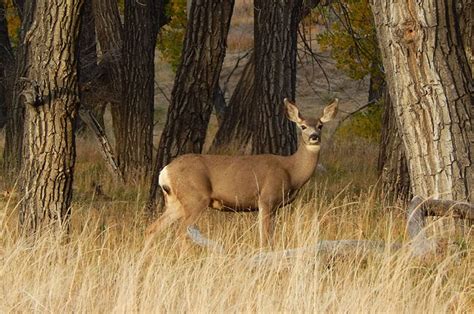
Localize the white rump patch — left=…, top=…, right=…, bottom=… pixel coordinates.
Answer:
left=159, top=166, right=170, bottom=189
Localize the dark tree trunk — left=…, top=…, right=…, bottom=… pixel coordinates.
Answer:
left=252, top=0, right=302, bottom=155
left=20, top=0, right=83, bottom=233
left=92, top=0, right=162, bottom=179
left=371, top=0, right=473, bottom=201
left=369, top=62, right=410, bottom=200
left=367, top=64, right=384, bottom=103
left=212, top=1, right=323, bottom=154
left=3, top=0, right=35, bottom=174
left=77, top=0, right=107, bottom=133
left=13, top=0, right=25, bottom=18
left=0, top=63, right=6, bottom=129
left=210, top=53, right=255, bottom=153
left=78, top=0, right=97, bottom=88
left=148, top=0, right=235, bottom=212
left=0, top=0, right=13, bottom=130
left=91, top=0, right=123, bottom=145
left=377, top=89, right=410, bottom=200
left=116, top=0, right=160, bottom=178
left=457, top=0, right=473, bottom=74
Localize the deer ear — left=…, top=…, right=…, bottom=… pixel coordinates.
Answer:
left=320, top=98, right=339, bottom=123
left=284, top=98, right=304, bottom=124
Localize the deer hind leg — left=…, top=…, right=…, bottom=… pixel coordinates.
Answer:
left=145, top=190, right=183, bottom=242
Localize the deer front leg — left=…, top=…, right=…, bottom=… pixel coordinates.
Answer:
left=258, top=199, right=275, bottom=248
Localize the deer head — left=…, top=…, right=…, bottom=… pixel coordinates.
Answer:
left=284, top=98, right=338, bottom=147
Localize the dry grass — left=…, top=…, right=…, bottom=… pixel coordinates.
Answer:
left=227, top=0, right=253, bottom=52
left=0, top=136, right=472, bottom=312
left=1, top=190, right=472, bottom=312
left=231, top=0, right=254, bottom=28
left=226, top=33, right=254, bottom=53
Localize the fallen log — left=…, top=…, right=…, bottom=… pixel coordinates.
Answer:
left=186, top=225, right=401, bottom=258
left=409, top=196, right=474, bottom=220
left=251, top=240, right=401, bottom=265
left=186, top=196, right=473, bottom=260
left=406, top=196, right=473, bottom=256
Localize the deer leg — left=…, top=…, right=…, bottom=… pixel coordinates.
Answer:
left=258, top=199, right=275, bottom=248
left=177, top=196, right=209, bottom=250
left=145, top=210, right=179, bottom=238
left=145, top=194, right=183, bottom=242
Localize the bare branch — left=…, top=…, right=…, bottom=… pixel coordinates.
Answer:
left=222, top=49, right=252, bottom=94
left=79, top=106, right=124, bottom=183
left=154, top=80, right=171, bottom=105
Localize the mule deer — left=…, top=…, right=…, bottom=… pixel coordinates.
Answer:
left=146, top=98, right=338, bottom=247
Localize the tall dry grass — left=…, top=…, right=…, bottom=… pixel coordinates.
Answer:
left=1, top=189, right=472, bottom=312
left=0, top=137, right=472, bottom=312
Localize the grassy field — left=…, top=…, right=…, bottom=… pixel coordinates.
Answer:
left=0, top=135, right=472, bottom=312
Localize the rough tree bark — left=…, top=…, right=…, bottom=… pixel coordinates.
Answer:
left=116, top=0, right=160, bottom=178
left=20, top=0, right=84, bottom=232
left=371, top=0, right=473, bottom=201
left=3, top=0, right=34, bottom=174
left=252, top=0, right=303, bottom=155
left=91, top=0, right=123, bottom=102
left=458, top=0, right=473, bottom=74
left=148, top=0, right=235, bottom=212
left=377, top=89, right=410, bottom=200
left=0, top=0, right=13, bottom=130
left=91, top=0, right=123, bottom=149
left=92, top=0, right=162, bottom=179
left=77, top=0, right=108, bottom=132
left=78, top=0, right=97, bottom=96
left=74, top=0, right=123, bottom=182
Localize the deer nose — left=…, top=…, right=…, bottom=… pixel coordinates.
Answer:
left=309, top=134, right=320, bottom=142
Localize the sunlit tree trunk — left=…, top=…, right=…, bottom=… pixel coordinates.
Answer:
left=20, top=0, right=83, bottom=232
left=371, top=0, right=473, bottom=201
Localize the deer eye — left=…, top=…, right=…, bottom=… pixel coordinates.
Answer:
left=301, top=125, right=307, bottom=130
left=318, top=124, right=323, bottom=130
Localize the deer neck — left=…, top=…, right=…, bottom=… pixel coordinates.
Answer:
left=287, top=140, right=321, bottom=189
